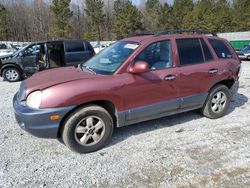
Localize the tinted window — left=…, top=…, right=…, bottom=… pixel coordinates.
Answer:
left=65, top=41, right=85, bottom=52
left=200, top=39, right=213, bottom=61
left=86, top=42, right=94, bottom=51
left=135, top=40, right=172, bottom=70
left=177, top=38, right=203, bottom=65
left=208, top=39, right=233, bottom=59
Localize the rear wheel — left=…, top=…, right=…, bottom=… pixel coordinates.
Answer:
left=201, top=85, right=230, bottom=119
left=3, top=67, right=21, bottom=82
left=62, top=105, right=114, bottom=153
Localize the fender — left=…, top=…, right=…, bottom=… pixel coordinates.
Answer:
left=41, top=87, right=124, bottom=111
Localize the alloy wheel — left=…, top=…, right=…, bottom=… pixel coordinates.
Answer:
left=211, top=91, right=227, bottom=113
left=74, top=116, right=105, bottom=146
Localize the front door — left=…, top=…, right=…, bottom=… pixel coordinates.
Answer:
left=122, top=40, right=180, bottom=124
left=21, top=43, right=42, bottom=75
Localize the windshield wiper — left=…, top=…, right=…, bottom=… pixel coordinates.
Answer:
left=81, top=65, right=96, bottom=74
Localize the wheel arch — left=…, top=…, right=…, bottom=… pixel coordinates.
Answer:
left=57, top=100, right=118, bottom=138
left=209, top=78, right=235, bottom=92
left=0, top=63, right=23, bottom=77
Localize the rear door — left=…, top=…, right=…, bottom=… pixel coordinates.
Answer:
left=208, top=38, right=240, bottom=81
left=176, top=37, right=220, bottom=109
left=64, top=41, right=93, bottom=67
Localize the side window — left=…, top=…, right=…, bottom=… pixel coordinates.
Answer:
left=176, top=38, right=203, bottom=66
left=200, top=39, right=213, bottom=61
left=135, top=40, right=172, bottom=70
left=65, top=41, right=85, bottom=52
left=208, top=39, right=233, bottom=59
left=24, top=44, right=42, bottom=56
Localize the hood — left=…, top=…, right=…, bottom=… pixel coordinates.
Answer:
left=0, top=54, right=13, bottom=60
left=25, top=67, right=99, bottom=92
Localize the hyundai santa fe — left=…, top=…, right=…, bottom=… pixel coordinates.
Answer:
left=13, top=30, right=241, bottom=153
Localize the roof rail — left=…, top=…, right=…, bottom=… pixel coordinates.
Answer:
left=130, top=32, right=154, bottom=37
left=155, top=29, right=217, bottom=36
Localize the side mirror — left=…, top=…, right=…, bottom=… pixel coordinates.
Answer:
left=19, top=52, right=24, bottom=57
left=128, top=61, right=149, bottom=74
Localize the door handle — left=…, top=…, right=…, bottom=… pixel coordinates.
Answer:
left=164, top=75, right=176, bottom=81
left=208, top=69, right=218, bottom=74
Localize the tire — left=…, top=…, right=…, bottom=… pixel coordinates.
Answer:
left=3, top=67, right=21, bottom=82
left=201, top=84, right=230, bottom=119
left=62, top=105, right=114, bottom=153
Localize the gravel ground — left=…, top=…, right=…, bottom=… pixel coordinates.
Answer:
left=0, top=62, right=250, bottom=188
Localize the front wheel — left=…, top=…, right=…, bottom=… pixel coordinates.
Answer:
left=3, top=67, right=21, bottom=82
left=62, top=105, right=114, bottom=153
left=201, top=85, right=230, bottom=119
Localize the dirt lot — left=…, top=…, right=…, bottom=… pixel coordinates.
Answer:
left=0, top=62, right=250, bottom=188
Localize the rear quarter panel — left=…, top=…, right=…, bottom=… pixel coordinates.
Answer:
left=207, top=37, right=241, bottom=81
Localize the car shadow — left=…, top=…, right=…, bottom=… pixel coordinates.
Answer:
left=227, top=93, right=248, bottom=114
left=108, top=93, right=248, bottom=148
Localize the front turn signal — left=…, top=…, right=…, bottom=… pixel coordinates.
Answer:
left=50, top=115, right=60, bottom=121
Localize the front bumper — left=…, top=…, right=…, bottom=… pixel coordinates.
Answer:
left=13, top=93, right=75, bottom=138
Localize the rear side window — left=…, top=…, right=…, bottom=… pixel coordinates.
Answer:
left=176, top=38, right=203, bottom=66
left=208, top=39, right=233, bottom=59
left=65, top=41, right=85, bottom=52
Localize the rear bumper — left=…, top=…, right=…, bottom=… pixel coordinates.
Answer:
left=230, top=80, right=239, bottom=98
left=13, top=93, right=75, bottom=138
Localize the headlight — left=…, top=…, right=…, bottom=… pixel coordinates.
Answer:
left=26, top=91, right=42, bottom=109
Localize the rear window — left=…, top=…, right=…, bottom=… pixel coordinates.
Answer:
left=176, top=38, right=204, bottom=66
left=65, top=41, right=85, bottom=52
left=208, top=39, right=233, bottom=59
left=86, top=42, right=94, bottom=51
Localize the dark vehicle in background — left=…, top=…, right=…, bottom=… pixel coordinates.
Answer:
left=0, top=44, right=7, bottom=49
left=236, top=45, right=250, bottom=60
left=0, top=40, right=95, bottom=82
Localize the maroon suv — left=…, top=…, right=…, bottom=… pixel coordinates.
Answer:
left=13, top=31, right=241, bottom=153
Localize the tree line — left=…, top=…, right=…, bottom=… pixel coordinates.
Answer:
left=0, top=0, right=249, bottom=42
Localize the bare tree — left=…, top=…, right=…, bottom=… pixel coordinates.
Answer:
left=71, top=0, right=85, bottom=39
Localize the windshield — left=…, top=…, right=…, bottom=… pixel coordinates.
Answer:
left=83, top=41, right=139, bottom=75
left=13, top=44, right=30, bottom=56
left=242, top=45, right=250, bottom=51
